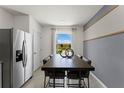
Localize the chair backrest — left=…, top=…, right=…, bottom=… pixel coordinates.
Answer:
left=82, top=56, right=92, bottom=65
left=77, top=54, right=83, bottom=59
left=81, top=56, right=92, bottom=77
left=43, top=55, right=51, bottom=65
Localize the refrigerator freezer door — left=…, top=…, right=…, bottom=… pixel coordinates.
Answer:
left=25, top=32, right=32, bottom=82
left=13, top=30, right=25, bottom=88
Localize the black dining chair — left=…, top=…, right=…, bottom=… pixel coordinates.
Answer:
left=81, top=56, right=92, bottom=88
left=42, top=55, right=51, bottom=88
left=42, top=55, right=65, bottom=88
left=67, top=55, right=83, bottom=88
left=67, top=56, right=91, bottom=88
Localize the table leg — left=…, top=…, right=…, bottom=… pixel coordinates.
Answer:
left=53, top=77, right=55, bottom=88
left=53, top=72, right=55, bottom=88
left=79, top=71, right=81, bottom=88
left=65, top=71, right=67, bottom=88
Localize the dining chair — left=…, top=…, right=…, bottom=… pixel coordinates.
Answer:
left=67, top=55, right=82, bottom=88
left=42, top=55, right=65, bottom=88
left=81, top=56, right=92, bottom=88
left=42, top=55, right=52, bottom=88
left=67, top=56, right=91, bottom=88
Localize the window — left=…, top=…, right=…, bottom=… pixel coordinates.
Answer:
left=56, top=34, right=72, bottom=54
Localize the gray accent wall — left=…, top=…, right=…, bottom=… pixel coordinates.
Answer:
left=84, top=33, right=124, bottom=88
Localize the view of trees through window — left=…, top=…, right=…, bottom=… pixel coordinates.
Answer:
left=56, top=34, right=72, bottom=54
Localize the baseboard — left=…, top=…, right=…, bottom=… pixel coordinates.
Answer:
left=21, top=76, right=33, bottom=88
left=90, top=72, right=107, bottom=88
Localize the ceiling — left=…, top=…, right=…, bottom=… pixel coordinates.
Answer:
left=2, top=5, right=103, bottom=26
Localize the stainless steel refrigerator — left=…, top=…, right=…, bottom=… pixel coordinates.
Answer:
left=0, top=29, right=33, bottom=88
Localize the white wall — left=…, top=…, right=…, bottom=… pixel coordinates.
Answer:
left=0, top=7, right=30, bottom=32
left=14, top=15, right=29, bottom=32
left=29, top=16, right=42, bottom=33
left=84, top=6, right=124, bottom=40
left=41, top=26, right=52, bottom=58
left=72, top=26, right=83, bottom=56
left=0, top=8, right=14, bottom=28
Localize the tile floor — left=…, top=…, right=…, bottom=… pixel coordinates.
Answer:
left=22, top=68, right=103, bottom=88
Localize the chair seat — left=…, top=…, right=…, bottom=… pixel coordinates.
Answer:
left=81, top=71, right=89, bottom=78
left=67, top=71, right=80, bottom=79
left=50, top=71, right=65, bottom=79
left=45, top=70, right=65, bottom=78
left=67, top=71, right=89, bottom=78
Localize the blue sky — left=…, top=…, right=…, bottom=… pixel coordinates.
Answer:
left=56, top=34, right=72, bottom=44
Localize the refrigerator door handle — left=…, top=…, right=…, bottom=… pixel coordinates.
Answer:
left=22, top=40, right=25, bottom=67
left=25, top=54, right=27, bottom=67
left=25, top=40, right=28, bottom=67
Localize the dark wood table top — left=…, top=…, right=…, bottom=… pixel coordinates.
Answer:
left=41, top=55, right=95, bottom=71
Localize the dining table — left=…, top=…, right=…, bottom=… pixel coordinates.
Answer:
left=41, top=55, right=95, bottom=88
